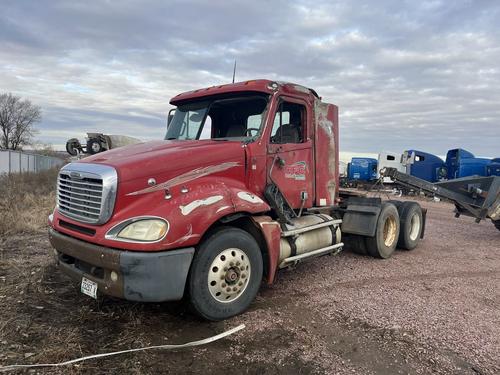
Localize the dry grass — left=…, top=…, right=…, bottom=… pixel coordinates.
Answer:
left=0, top=189, right=499, bottom=373
left=0, top=168, right=59, bottom=236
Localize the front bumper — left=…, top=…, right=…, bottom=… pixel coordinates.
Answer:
left=48, top=228, right=194, bottom=302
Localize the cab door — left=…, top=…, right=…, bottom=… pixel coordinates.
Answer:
left=266, top=98, right=314, bottom=209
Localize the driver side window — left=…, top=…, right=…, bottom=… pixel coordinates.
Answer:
left=270, top=101, right=305, bottom=144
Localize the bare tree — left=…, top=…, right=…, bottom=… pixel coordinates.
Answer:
left=0, top=93, right=41, bottom=150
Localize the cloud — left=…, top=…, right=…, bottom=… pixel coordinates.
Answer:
left=1, top=0, right=499, bottom=156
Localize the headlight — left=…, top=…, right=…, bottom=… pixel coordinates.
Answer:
left=106, top=217, right=169, bottom=242
left=118, top=219, right=167, bottom=241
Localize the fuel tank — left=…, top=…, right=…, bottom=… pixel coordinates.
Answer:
left=279, top=214, right=341, bottom=262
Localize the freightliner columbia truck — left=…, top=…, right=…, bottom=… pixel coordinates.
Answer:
left=48, top=80, right=428, bottom=320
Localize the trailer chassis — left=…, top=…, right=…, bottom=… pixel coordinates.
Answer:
left=381, top=167, right=500, bottom=224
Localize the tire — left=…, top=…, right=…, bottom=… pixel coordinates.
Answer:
left=397, top=202, right=423, bottom=250
left=344, top=235, right=368, bottom=256
left=86, top=138, right=102, bottom=154
left=65, top=138, right=81, bottom=156
left=386, top=200, right=403, bottom=209
left=188, top=227, right=263, bottom=321
left=494, top=220, right=500, bottom=231
left=365, top=203, right=400, bottom=259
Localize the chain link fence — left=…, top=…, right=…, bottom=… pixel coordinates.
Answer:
left=0, top=150, right=65, bottom=174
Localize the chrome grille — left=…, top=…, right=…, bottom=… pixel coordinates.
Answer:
left=58, top=174, right=103, bottom=222
left=57, top=163, right=117, bottom=224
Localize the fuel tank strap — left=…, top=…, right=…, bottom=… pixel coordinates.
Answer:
left=285, top=236, right=298, bottom=257
left=318, top=214, right=337, bottom=242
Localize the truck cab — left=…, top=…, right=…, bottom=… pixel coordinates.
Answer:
left=49, top=80, right=424, bottom=320
left=164, top=80, right=339, bottom=208
left=377, top=152, right=405, bottom=184
left=403, top=149, right=447, bottom=182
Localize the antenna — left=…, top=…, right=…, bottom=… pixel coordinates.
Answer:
left=232, top=60, right=237, bottom=83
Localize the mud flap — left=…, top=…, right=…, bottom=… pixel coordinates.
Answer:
left=420, top=208, right=427, bottom=239
left=341, top=197, right=382, bottom=237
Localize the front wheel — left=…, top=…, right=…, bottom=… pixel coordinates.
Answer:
left=188, top=227, right=263, bottom=321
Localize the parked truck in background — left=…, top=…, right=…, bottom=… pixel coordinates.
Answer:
left=48, top=80, right=427, bottom=320
left=403, top=150, right=448, bottom=183
left=488, top=158, right=500, bottom=176
left=377, top=152, right=406, bottom=184
left=445, top=148, right=491, bottom=179
left=345, top=157, right=378, bottom=187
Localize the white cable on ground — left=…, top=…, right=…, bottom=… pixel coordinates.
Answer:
left=0, top=324, right=245, bottom=372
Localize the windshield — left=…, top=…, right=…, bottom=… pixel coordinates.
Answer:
left=165, top=93, right=269, bottom=141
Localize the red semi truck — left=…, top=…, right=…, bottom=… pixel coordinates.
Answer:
left=48, top=80, right=426, bottom=320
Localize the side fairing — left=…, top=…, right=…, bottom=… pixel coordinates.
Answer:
left=314, top=100, right=339, bottom=206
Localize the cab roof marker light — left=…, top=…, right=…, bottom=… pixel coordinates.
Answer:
left=267, top=82, right=279, bottom=90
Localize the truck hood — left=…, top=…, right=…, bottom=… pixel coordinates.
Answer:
left=79, top=140, right=246, bottom=183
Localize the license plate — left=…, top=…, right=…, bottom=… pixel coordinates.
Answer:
left=81, top=277, right=98, bottom=299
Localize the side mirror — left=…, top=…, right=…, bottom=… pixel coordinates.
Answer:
left=402, top=151, right=415, bottom=166
left=167, top=108, right=175, bottom=128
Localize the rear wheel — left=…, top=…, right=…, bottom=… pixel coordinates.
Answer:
left=188, top=227, right=263, bottom=321
left=365, top=203, right=400, bottom=259
left=387, top=200, right=403, bottom=209
left=397, top=202, right=423, bottom=250
left=345, top=235, right=368, bottom=256
left=494, top=220, right=500, bottom=231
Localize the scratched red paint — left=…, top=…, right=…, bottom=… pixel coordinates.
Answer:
left=49, top=79, right=339, bottom=282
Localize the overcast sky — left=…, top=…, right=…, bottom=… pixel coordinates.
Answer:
left=1, top=0, right=499, bottom=156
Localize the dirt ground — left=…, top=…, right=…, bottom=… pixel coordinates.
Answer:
left=0, top=197, right=499, bottom=374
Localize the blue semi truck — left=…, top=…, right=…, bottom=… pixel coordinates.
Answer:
left=344, top=149, right=497, bottom=189
left=403, top=150, right=447, bottom=183
left=346, top=157, right=378, bottom=184
left=445, top=148, right=491, bottom=179
left=487, top=158, right=500, bottom=176
left=403, top=148, right=495, bottom=182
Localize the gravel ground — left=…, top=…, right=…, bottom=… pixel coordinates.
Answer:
left=0, top=197, right=499, bottom=374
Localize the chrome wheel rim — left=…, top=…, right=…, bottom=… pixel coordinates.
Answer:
left=208, top=248, right=251, bottom=303
left=409, top=213, right=421, bottom=241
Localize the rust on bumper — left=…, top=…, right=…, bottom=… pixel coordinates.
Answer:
left=48, top=228, right=194, bottom=302
left=49, top=228, right=124, bottom=298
